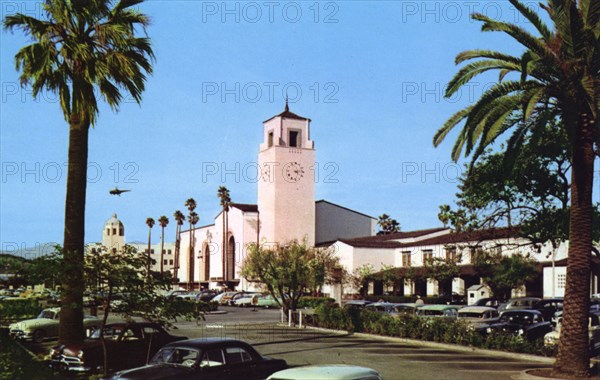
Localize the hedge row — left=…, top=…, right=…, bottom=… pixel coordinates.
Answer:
left=311, top=304, right=552, bottom=356
left=0, top=299, right=42, bottom=322
left=297, top=297, right=336, bottom=309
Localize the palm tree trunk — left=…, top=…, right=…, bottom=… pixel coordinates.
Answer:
left=59, top=116, right=89, bottom=346
left=225, top=209, right=230, bottom=284
left=554, top=113, right=596, bottom=377
left=188, top=224, right=194, bottom=290
left=147, top=228, right=152, bottom=275
left=160, top=227, right=165, bottom=274
left=222, top=210, right=226, bottom=285
left=174, top=224, right=180, bottom=286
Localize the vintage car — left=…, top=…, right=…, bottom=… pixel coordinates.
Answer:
left=342, top=300, right=372, bottom=310
left=389, top=303, right=423, bottom=316
left=457, top=306, right=499, bottom=324
left=365, top=302, right=396, bottom=314
left=497, top=297, right=542, bottom=312
left=108, top=338, right=288, bottom=379
left=50, top=322, right=187, bottom=373
left=532, top=298, right=564, bottom=321
left=416, top=305, right=460, bottom=318
left=267, top=365, right=382, bottom=380
left=544, top=311, right=600, bottom=352
left=477, top=309, right=552, bottom=340
left=9, top=307, right=101, bottom=343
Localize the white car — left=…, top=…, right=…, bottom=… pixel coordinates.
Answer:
left=9, top=307, right=101, bottom=343
left=267, top=365, right=382, bottom=380
left=544, top=311, right=600, bottom=352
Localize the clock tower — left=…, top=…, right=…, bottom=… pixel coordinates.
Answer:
left=258, top=103, right=315, bottom=246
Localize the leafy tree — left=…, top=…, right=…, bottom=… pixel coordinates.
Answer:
left=432, top=1, right=598, bottom=375
left=241, top=241, right=339, bottom=317
left=25, top=249, right=63, bottom=289
left=349, top=264, right=375, bottom=296
left=3, top=0, right=155, bottom=346
left=472, top=250, right=538, bottom=300
left=84, top=245, right=191, bottom=376
left=379, top=264, right=400, bottom=294
left=423, top=257, right=460, bottom=297
left=376, top=214, right=401, bottom=235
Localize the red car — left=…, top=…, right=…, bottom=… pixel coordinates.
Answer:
left=50, top=322, right=187, bottom=374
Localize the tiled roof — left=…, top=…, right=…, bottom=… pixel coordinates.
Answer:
left=403, top=227, right=520, bottom=248
left=339, top=227, right=448, bottom=248
left=339, top=227, right=520, bottom=249
left=263, top=104, right=311, bottom=123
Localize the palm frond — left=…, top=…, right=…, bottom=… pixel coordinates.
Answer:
left=445, top=59, right=520, bottom=98
left=508, top=0, right=553, bottom=39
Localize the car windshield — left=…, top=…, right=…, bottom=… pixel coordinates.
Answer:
left=151, top=347, right=200, bottom=367
left=419, top=310, right=443, bottom=316
left=37, top=310, right=56, bottom=319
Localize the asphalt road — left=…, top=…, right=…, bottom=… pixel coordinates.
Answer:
left=27, top=306, right=553, bottom=379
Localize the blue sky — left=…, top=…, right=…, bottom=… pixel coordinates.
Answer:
left=1, top=1, right=598, bottom=252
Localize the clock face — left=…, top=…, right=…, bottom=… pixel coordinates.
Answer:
left=284, top=162, right=304, bottom=182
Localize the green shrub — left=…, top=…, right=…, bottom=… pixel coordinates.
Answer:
left=298, top=297, right=335, bottom=309
left=0, top=299, right=42, bottom=321
left=0, top=334, right=63, bottom=380
left=309, top=303, right=548, bottom=356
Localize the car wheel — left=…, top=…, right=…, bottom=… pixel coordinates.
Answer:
left=32, top=329, right=45, bottom=343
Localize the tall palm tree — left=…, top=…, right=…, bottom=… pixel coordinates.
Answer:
left=145, top=217, right=155, bottom=275
left=157, top=216, right=169, bottom=274
left=217, top=187, right=231, bottom=285
left=3, top=0, right=154, bottom=345
left=173, top=210, right=185, bottom=286
left=433, top=1, right=598, bottom=376
left=185, top=198, right=197, bottom=289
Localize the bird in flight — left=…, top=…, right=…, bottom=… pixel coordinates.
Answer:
left=109, top=187, right=131, bottom=196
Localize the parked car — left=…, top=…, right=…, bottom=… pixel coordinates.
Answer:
left=389, top=303, right=423, bottom=316
left=457, top=306, right=499, bottom=324
left=497, top=297, right=541, bottom=312
left=532, top=298, right=563, bottom=321
left=365, top=302, right=396, bottom=314
left=416, top=305, right=460, bottom=318
left=476, top=309, right=552, bottom=340
left=256, top=294, right=284, bottom=308
left=195, top=291, right=218, bottom=302
left=439, top=292, right=466, bottom=305
left=267, top=365, right=382, bottom=380
left=50, top=322, right=187, bottom=374
left=545, top=311, right=600, bottom=352
left=216, top=292, right=238, bottom=305
left=233, top=293, right=261, bottom=307
left=9, top=307, right=101, bottom=343
left=229, top=292, right=259, bottom=306
left=108, top=338, right=288, bottom=380
left=473, top=298, right=504, bottom=308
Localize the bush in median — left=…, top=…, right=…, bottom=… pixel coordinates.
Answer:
left=0, top=299, right=42, bottom=322
left=311, top=303, right=546, bottom=356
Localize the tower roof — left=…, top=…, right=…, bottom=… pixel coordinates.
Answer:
left=263, top=102, right=311, bottom=123
left=104, top=213, right=124, bottom=227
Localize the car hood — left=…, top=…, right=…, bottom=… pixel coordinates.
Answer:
left=9, top=318, right=53, bottom=330
left=111, top=364, right=194, bottom=379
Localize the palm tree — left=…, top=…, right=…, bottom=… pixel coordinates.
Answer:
left=145, top=217, right=155, bottom=275
left=3, top=0, right=154, bottom=345
left=217, top=187, right=231, bottom=285
left=173, top=210, right=185, bottom=286
left=185, top=198, right=197, bottom=289
left=157, top=216, right=169, bottom=274
left=377, top=214, right=401, bottom=235
left=433, top=1, right=598, bottom=376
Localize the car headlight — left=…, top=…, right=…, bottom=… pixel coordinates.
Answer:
left=486, top=327, right=492, bottom=333
left=76, top=351, right=84, bottom=359
left=518, top=329, right=524, bottom=335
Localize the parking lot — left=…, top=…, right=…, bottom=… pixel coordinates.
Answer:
left=26, top=306, right=553, bottom=379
